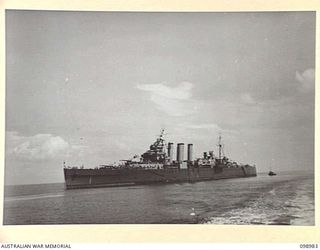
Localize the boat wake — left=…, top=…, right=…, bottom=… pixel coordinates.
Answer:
left=203, top=177, right=314, bottom=225
left=5, top=193, right=65, bottom=202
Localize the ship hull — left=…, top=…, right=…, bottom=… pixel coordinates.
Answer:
left=64, top=166, right=257, bottom=189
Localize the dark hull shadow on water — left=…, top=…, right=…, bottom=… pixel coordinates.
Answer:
left=3, top=172, right=314, bottom=225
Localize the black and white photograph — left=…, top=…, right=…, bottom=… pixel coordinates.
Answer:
left=4, top=10, right=315, bottom=225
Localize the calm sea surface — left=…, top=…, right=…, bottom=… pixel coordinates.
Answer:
left=3, top=171, right=314, bottom=225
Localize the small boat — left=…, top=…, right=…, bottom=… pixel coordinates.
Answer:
left=268, top=170, right=277, bottom=176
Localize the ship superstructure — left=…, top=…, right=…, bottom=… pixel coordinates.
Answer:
left=64, top=129, right=257, bottom=189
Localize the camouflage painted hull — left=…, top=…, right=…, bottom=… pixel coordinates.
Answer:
left=64, top=166, right=257, bottom=189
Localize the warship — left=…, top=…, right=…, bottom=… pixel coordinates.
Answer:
left=63, top=129, right=257, bottom=189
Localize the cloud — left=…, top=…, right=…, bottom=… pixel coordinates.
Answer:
left=137, top=82, right=193, bottom=100
left=296, top=68, right=315, bottom=93
left=181, top=122, right=238, bottom=135
left=184, top=123, right=221, bottom=130
left=7, top=132, right=70, bottom=161
left=241, top=93, right=256, bottom=105
left=136, top=82, right=197, bottom=116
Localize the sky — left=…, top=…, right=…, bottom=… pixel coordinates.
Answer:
left=5, top=11, right=315, bottom=185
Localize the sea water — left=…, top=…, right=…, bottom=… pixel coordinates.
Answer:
left=3, top=171, right=314, bottom=225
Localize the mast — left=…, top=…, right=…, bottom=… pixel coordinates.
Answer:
left=159, top=128, right=165, bottom=140
left=218, top=133, right=222, bottom=163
